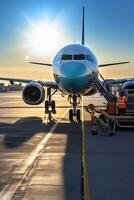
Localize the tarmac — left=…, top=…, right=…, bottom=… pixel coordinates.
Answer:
left=0, top=91, right=134, bottom=200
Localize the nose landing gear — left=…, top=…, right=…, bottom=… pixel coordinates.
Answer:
left=69, top=95, right=81, bottom=122
left=44, top=89, right=81, bottom=122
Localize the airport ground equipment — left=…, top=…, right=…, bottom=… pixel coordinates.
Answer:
left=95, top=78, right=116, bottom=102
left=88, top=104, right=134, bottom=136
left=88, top=105, right=115, bottom=136
left=123, top=82, right=134, bottom=112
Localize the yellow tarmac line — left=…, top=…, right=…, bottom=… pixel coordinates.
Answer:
left=82, top=97, right=91, bottom=200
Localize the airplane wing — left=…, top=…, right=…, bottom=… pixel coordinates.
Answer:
left=99, top=61, right=130, bottom=67
left=0, top=77, right=58, bottom=89
left=30, top=61, right=130, bottom=68
left=30, top=62, right=52, bottom=66
left=0, top=77, right=33, bottom=84
left=105, top=78, right=134, bottom=84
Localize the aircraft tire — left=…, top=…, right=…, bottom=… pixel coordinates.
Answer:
left=45, top=100, right=49, bottom=110
left=76, top=109, right=81, bottom=121
left=69, top=109, right=73, bottom=121
left=51, top=100, right=56, bottom=110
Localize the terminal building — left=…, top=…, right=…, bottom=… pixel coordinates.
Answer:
left=0, top=83, right=7, bottom=92
left=0, top=82, right=23, bottom=92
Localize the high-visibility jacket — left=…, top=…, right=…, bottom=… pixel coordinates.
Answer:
left=117, top=96, right=128, bottom=109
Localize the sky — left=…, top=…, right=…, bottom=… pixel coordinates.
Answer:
left=0, top=0, right=134, bottom=79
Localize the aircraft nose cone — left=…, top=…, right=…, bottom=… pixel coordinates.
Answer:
left=61, top=62, right=86, bottom=77
left=59, top=62, right=87, bottom=93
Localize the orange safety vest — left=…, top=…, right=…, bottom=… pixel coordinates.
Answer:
left=117, top=96, right=128, bottom=109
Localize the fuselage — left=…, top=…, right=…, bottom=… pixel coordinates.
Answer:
left=52, top=44, right=98, bottom=95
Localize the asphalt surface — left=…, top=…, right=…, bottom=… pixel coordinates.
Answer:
left=0, top=91, right=134, bottom=200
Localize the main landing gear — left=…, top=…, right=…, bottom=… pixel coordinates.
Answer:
left=45, top=88, right=57, bottom=115
left=69, top=95, right=81, bottom=122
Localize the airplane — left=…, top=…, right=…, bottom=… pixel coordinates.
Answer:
left=0, top=7, right=132, bottom=121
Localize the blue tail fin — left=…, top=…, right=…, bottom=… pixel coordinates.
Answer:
left=81, top=7, right=85, bottom=45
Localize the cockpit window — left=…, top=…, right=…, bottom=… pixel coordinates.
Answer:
left=74, top=54, right=85, bottom=60
left=85, top=54, right=94, bottom=62
left=61, top=54, right=72, bottom=60
left=55, top=54, right=61, bottom=63
left=61, top=54, right=94, bottom=61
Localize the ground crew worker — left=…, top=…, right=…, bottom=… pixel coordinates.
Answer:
left=117, top=91, right=128, bottom=115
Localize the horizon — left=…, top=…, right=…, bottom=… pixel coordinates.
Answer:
left=0, top=65, right=133, bottom=80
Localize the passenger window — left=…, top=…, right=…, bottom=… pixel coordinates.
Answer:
left=61, top=54, right=72, bottom=60
left=74, top=54, right=85, bottom=60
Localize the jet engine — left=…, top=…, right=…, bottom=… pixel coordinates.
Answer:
left=22, top=82, right=45, bottom=105
left=122, top=81, right=134, bottom=90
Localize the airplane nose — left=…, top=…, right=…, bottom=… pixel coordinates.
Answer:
left=59, top=62, right=88, bottom=93
left=60, top=62, right=87, bottom=77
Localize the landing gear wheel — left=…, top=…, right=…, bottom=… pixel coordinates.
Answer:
left=52, top=100, right=56, bottom=114
left=69, top=109, right=73, bottom=121
left=51, top=100, right=56, bottom=110
left=76, top=109, right=81, bottom=121
left=45, top=100, right=49, bottom=110
left=69, top=95, right=81, bottom=122
left=45, top=100, right=49, bottom=114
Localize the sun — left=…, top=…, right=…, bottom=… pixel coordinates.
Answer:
left=24, top=20, right=63, bottom=56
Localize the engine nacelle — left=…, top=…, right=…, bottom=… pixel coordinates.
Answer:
left=122, top=81, right=134, bottom=90
left=22, top=82, right=45, bottom=105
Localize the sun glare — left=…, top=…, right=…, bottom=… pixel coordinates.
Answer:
left=24, top=20, right=63, bottom=56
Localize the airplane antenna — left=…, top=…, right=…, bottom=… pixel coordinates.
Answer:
left=81, top=7, right=85, bottom=45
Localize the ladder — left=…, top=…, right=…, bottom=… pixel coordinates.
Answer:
left=95, top=78, right=116, bottom=102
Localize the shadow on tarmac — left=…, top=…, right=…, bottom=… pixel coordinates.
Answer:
left=52, top=120, right=82, bottom=200
left=0, top=112, right=84, bottom=199
left=0, top=117, right=54, bottom=148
